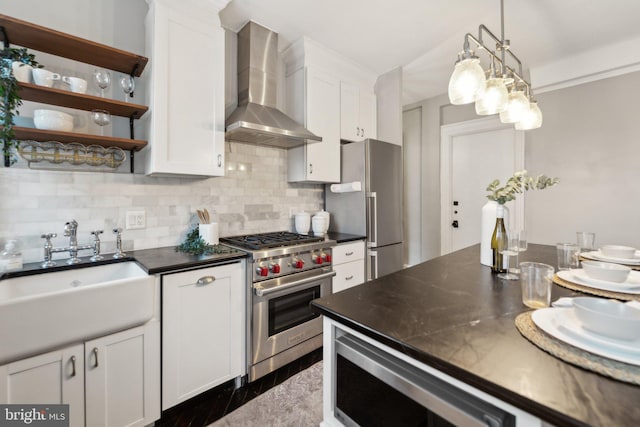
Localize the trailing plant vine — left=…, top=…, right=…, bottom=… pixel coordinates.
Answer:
left=0, top=47, right=41, bottom=166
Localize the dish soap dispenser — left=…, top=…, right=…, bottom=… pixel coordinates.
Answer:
left=0, top=240, right=23, bottom=272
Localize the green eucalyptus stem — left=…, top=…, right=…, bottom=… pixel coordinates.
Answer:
left=486, top=170, right=559, bottom=205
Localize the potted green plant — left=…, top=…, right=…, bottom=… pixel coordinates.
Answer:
left=0, top=47, right=41, bottom=166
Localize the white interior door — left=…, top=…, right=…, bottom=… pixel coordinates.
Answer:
left=440, top=117, right=524, bottom=254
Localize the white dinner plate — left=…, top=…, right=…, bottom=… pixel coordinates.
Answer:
left=556, top=269, right=640, bottom=294
left=582, top=250, right=640, bottom=265
left=531, top=307, right=640, bottom=365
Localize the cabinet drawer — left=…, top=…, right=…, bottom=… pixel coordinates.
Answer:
left=333, top=260, right=365, bottom=293
left=333, top=241, right=365, bottom=264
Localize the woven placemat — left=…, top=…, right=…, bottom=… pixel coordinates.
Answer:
left=553, top=274, right=640, bottom=302
left=515, top=311, right=640, bottom=385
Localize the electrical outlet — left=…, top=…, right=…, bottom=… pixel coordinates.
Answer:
left=126, top=210, right=146, bottom=230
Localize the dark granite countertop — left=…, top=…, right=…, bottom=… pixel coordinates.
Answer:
left=128, top=245, right=247, bottom=274
left=312, top=244, right=640, bottom=427
left=0, top=245, right=247, bottom=280
left=325, top=232, right=366, bottom=244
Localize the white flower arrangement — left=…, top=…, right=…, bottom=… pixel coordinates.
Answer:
left=486, top=170, right=559, bottom=205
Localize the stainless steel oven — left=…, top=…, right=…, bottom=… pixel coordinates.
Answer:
left=221, top=231, right=336, bottom=382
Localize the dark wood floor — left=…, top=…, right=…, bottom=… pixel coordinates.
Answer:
left=157, top=348, right=323, bottom=426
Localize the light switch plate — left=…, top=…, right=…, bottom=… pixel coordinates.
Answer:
left=126, top=210, right=146, bottom=230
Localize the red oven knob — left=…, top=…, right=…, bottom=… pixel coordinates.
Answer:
left=323, top=253, right=332, bottom=262
left=293, top=259, right=305, bottom=269
left=314, top=255, right=323, bottom=265
left=270, top=263, right=281, bottom=273
left=257, top=266, right=269, bottom=276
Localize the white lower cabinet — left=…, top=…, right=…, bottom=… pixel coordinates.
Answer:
left=0, top=322, right=160, bottom=427
left=332, top=240, right=366, bottom=293
left=162, top=261, right=244, bottom=410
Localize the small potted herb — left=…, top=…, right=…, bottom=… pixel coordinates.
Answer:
left=0, top=47, right=41, bottom=166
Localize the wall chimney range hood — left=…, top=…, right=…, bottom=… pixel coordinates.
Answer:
left=225, top=21, right=322, bottom=148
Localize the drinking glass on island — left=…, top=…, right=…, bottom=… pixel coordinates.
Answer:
left=557, top=243, right=580, bottom=270
left=497, top=235, right=518, bottom=280
left=576, top=231, right=596, bottom=253
left=509, top=230, right=527, bottom=275
left=520, top=262, right=554, bottom=309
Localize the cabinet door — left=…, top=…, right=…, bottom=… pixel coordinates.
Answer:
left=162, top=262, right=243, bottom=410
left=303, top=68, right=341, bottom=182
left=0, top=345, right=85, bottom=427
left=85, top=322, right=160, bottom=427
left=359, top=90, right=377, bottom=140
left=333, top=259, right=366, bottom=293
left=340, top=81, right=360, bottom=142
left=340, top=82, right=377, bottom=142
left=144, top=3, right=225, bottom=176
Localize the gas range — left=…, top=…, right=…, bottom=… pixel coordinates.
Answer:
left=220, top=230, right=336, bottom=382
left=220, top=231, right=336, bottom=282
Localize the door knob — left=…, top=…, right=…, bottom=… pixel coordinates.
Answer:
left=451, top=220, right=459, bottom=228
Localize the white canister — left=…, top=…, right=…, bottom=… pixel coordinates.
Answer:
left=314, top=209, right=330, bottom=233
left=294, top=212, right=311, bottom=234
left=199, top=223, right=219, bottom=245
left=311, top=215, right=327, bottom=237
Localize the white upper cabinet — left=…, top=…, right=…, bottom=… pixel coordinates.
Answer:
left=340, top=81, right=377, bottom=142
left=283, top=37, right=378, bottom=183
left=285, top=66, right=341, bottom=183
left=141, top=0, right=226, bottom=176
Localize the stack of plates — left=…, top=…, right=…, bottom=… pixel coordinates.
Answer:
left=532, top=307, right=640, bottom=365
left=556, top=269, right=640, bottom=294
left=581, top=250, right=640, bottom=266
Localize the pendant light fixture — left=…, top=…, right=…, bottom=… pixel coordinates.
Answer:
left=447, top=0, right=541, bottom=130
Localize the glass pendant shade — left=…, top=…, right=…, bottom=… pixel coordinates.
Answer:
left=448, top=58, right=486, bottom=105
left=499, top=89, right=529, bottom=123
left=515, top=101, right=542, bottom=130
left=475, top=77, right=508, bottom=115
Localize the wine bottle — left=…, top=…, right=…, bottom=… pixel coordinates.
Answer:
left=491, top=204, right=508, bottom=273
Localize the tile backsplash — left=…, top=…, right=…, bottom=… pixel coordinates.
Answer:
left=0, top=141, right=324, bottom=264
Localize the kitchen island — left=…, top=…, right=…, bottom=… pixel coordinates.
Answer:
left=312, top=244, right=640, bottom=427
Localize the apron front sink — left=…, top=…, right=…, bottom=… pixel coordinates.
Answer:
left=0, top=261, right=155, bottom=364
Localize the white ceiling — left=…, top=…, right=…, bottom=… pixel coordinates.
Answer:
left=219, top=0, right=640, bottom=105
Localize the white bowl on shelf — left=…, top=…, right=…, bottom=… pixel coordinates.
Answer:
left=581, top=260, right=631, bottom=283
left=600, top=245, right=637, bottom=259
left=33, top=109, right=74, bottom=132
left=573, top=297, right=640, bottom=341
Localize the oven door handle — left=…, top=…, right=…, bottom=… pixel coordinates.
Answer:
left=254, top=270, right=336, bottom=297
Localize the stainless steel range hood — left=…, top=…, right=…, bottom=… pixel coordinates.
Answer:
left=225, top=21, right=322, bottom=148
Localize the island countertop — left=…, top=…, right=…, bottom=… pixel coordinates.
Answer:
left=311, top=244, right=640, bottom=427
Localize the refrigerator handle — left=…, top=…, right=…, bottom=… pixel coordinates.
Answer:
left=368, top=249, right=378, bottom=281
left=367, top=192, right=377, bottom=248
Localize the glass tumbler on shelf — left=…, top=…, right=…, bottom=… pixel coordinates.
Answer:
left=91, top=109, right=111, bottom=136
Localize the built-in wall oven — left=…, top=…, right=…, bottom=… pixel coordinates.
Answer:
left=334, top=333, right=516, bottom=427
left=221, top=232, right=335, bottom=382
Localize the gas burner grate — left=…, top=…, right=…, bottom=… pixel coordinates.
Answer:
left=220, top=231, right=323, bottom=250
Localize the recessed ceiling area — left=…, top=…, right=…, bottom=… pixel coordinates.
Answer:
left=219, top=0, right=640, bottom=105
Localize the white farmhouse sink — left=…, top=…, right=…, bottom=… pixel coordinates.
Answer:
left=0, top=261, right=155, bottom=364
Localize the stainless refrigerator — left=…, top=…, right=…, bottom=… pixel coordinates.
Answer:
left=325, top=139, right=403, bottom=280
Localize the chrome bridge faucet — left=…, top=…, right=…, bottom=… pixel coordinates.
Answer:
left=41, top=219, right=105, bottom=267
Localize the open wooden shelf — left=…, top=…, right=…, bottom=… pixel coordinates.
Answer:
left=18, top=82, right=148, bottom=119
left=0, top=14, right=147, bottom=76
left=13, top=127, right=147, bottom=152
